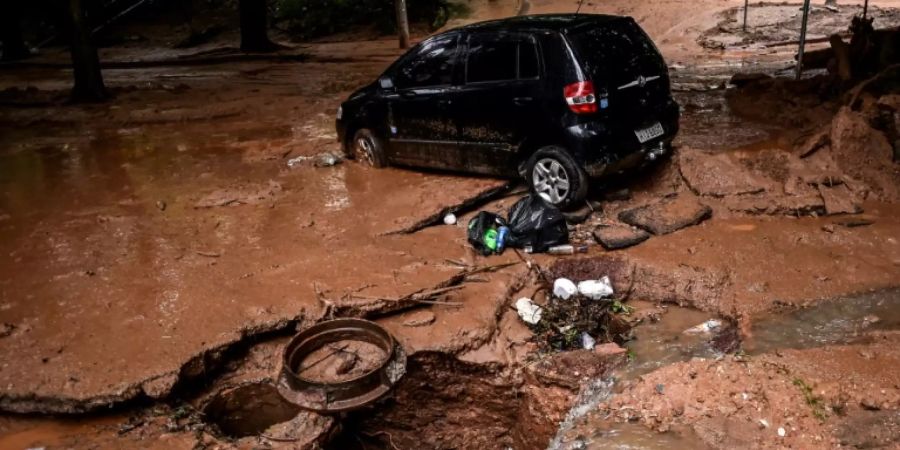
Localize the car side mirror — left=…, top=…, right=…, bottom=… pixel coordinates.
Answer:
left=379, top=77, right=395, bottom=90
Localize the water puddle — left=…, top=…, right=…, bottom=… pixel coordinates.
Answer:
left=618, top=305, right=718, bottom=380
left=568, top=422, right=708, bottom=450
left=746, top=287, right=900, bottom=354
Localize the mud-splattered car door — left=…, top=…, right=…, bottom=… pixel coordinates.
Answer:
left=454, top=32, right=544, bottom=176
left=384, top=33, right=463, bottom=170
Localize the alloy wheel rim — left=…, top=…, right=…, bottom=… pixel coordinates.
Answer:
left=532, top=158, right=570, bottom=204
left=355, top=136, right=375, bottom=165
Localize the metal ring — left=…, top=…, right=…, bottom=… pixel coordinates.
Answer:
left=277, top=319, right=406, bottom=413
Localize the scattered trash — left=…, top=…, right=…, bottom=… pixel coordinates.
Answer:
left=466, top=195, right=570, bottom=255
left=759, top=419, right=770, bottom=428
left=515, top=297, right=543, bottom=325
left=777, top=427, right=786, bottom=437
left=496, top=225, right=510, bottom=252
left=287, top=152, right=344, bottom=168
left=528, top=244, right=588, bottom=255
left=655, top=383, right=664, bottom=394
left=684, top=319, right=722, bottom=334
left=506, top=195, right=569, bottom=253
left=580, top=332, right=596, bottom=350
left=861, top=315, right=881, bottom=327
left=577, top=277, right=614, bottom=300
left=443, top=213, right=457, bottom=225
left=467, top=211, right=507, bottom=256
left=313, top=152, right=343, bottom=167
left=553, top=278, right=578, bottom=300
left=287, top=155, right=311, bottom=168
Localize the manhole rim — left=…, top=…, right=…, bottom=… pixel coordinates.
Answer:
left=277, top=318, right=405, bottom=413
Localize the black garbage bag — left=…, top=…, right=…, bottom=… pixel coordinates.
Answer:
left=467, top=211, right=507, bottom=256
left=506, top=195, right=569, bottom=253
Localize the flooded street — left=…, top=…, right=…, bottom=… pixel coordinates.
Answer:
left=1, top=0, right=900, bottom=448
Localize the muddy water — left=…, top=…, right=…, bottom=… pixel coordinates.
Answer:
left=746, top=287, right=900, bottom=354
left=618, top=304, right=717, bottom=380
left=551, top=288, right=900, bottom=450
left=674, top=89, right=778, bottom=151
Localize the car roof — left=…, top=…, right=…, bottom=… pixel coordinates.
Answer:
left=454, top=13, right=629, bottom=34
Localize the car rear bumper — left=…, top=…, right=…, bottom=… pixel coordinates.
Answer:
left=583, top=137, right=673, bottom=177
left=568, top=98, right=680, bottom=178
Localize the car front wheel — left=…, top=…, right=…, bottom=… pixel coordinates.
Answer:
left=351, top=128, right=387, bottom=168
left=527, top=146, right=588, bottom=210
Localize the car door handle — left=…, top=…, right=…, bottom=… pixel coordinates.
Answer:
left=513, top=96, right=533, bottom=106
left=400, top=90, right=417, bottom=98
left=437, top=99, right=452, bottom=107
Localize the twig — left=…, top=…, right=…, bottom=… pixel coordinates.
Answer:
left=297, top=343, right=350, bottom=374
left=334, top=262, right=518, bottom=317
left=443, top=258, right=470, bottom=268
left=407, top=299, right=463, bottom=306
left=314, top=282, right=335, bottom=320
left=512, top=249, right=552, bottom=285
left=362, top=431, right=401, bottom=450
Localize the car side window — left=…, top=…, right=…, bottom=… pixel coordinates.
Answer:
left=466, top=34, right=540, bottom=83
left=466, top=35, right=518, bottom=83
left=394, top=35, right=459, bottom=89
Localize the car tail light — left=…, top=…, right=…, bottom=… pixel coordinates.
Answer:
left=564, top=81, right=597, bottom=114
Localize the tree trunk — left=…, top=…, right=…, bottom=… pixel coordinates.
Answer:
left=68, top=0, right=107, bottom=102
left=0, top=3, right=30, bottom=60
left=239, top=0, right=276, bottom=52
left=395, top=0, right=410, bottom=49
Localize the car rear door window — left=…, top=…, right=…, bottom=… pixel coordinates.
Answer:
left=518, top=39, right=539, bottom=79
left=395, top=34, right=459, bottom=89
left=466, top=36, right=518, bottom=83
left=466, top=35, right=540, bottom=83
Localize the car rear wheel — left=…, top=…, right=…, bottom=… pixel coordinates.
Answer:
left=351, top=129, right=387, bottom=168
left=527, top=146, right=588, bottom=210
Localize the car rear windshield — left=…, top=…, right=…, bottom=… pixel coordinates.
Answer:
left=566, top=20, right=665, bottom=84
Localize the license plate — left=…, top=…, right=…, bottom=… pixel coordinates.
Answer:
left=635, top=122, right=664, bottom=143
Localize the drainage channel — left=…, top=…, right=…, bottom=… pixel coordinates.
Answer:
left=549, top=288, right=900, bottom=450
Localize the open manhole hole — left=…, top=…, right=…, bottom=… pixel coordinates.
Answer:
left=203, top=383, right=301, bottom=438
left=278, top=318, right=406, bottom=413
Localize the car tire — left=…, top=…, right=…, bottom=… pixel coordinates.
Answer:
left=350, top=128, right=388, bottom=168
left=527, top=146, right=588, bottom=210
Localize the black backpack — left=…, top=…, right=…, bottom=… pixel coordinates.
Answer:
left=467, top=211, right=507, bottom=256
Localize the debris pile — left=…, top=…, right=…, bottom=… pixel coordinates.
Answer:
left=286, top=151, right=344, bottom=168
left=516, top=276, right=630, bottom=353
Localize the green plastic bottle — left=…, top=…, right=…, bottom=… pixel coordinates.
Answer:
left=484, top=228, right=499, bottom=252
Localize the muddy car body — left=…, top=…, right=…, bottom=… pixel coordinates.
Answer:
left=336, top=14, right=679, bottom=208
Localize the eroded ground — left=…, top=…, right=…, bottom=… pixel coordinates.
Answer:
left=2, top=0, right=900, bottom=449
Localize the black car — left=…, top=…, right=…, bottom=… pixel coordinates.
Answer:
left=336, top=14, right=679, bottom=209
